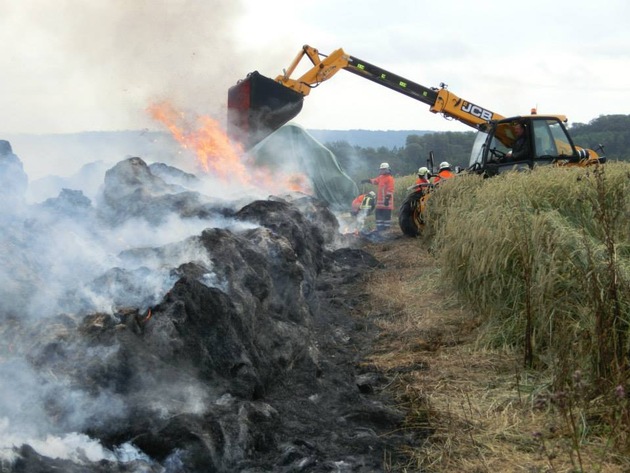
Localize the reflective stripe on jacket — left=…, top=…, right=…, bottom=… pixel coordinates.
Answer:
left=351, top=194, right=374, bottom=214
left=360, top=195, right=374, bottom=210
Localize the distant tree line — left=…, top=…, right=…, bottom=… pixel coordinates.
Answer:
left=326, top=114, right=630, bottom=181
left=569, top=114, right=630, bottom=160
left=326, top=131, right=475, bottom=181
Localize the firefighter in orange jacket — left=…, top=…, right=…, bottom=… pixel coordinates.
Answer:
left=411, top=166, right=432, bottom=196
left=361, top=162, right=395, bottom=232
left=415, top=166, right=431, bottom=185
left=432, top=161, right=455, bottom=185
left=351, top=191, right=376, bottom=217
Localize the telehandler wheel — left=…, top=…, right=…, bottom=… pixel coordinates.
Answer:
left=398, top=191, right=425, bottom=237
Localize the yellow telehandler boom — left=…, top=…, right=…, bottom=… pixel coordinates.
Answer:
left=228, top=45, right=504, bottom=149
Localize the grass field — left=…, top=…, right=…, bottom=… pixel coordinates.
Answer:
left=358, top=162, right=630, bottom=472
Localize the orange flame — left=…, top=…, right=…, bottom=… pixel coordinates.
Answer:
left=148, top=101, right=248, bottom=182
left=147, top=101, right=312, bottom=195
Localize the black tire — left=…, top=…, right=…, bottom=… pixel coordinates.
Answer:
left=398, top=191, right=426, bottom=237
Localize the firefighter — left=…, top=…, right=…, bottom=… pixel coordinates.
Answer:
left=410, top=166, right=432, bottom=196
left=432, top=161, right=455, bottom=185
left=351, top=191, right=376, bottom=217
left=415, top=166, right=431, bottom=185
left=361, top=162, right=395, bottom=232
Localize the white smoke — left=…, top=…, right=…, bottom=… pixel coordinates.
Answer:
left=2, top=206, right=216, bottom=319
left=0, top=421, right=153, bottom=466
left=0, top=1, right=302, bottom=466
left=0, top=356, right=129, bottom=463
left=0, top=1, right=248, bottom=135
left=0, top=153, right=264, bottom=466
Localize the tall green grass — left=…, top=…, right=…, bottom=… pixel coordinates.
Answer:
left=426, top=163, right=630, bottom=391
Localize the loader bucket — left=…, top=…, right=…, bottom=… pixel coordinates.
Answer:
left=227, top=71, right=304, bottom=150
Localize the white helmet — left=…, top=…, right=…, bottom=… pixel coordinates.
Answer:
left=379, top=162, right=390, bottom=170
left=439, top=161, right=451, bottom=170
left=368, top=191, right=376, bottom=197
left=417, top=166, right=429, bottom=177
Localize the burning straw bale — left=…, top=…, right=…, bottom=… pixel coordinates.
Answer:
left=1, top=155, right=414, bottom=471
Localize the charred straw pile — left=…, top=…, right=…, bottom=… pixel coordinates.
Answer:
left=0, top=152, right=416, bottom=472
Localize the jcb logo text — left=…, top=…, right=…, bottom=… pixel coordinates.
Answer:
left=461, top=101, right=493, bottom=121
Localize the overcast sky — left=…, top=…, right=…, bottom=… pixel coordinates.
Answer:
left=1, top=0, right=629, bottom=135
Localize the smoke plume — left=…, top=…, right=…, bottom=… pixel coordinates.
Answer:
left=1, top=0, right=247, bottom=133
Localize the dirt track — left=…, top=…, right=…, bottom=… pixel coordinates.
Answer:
left=353, top=231, right=515, bottom=471
left=355, top=231, right=630, bottom=472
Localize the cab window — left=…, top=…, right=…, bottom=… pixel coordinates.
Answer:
left=532, top=119, right=574, bottom=158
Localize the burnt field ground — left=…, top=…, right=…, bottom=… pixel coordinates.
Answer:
left=356, top=233, right=507, bottom=471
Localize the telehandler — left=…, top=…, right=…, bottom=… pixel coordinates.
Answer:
left=227, top=45, right=605, bottom=235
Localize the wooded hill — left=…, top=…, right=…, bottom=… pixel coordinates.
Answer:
left=326, top=114, right=630, bottom=181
